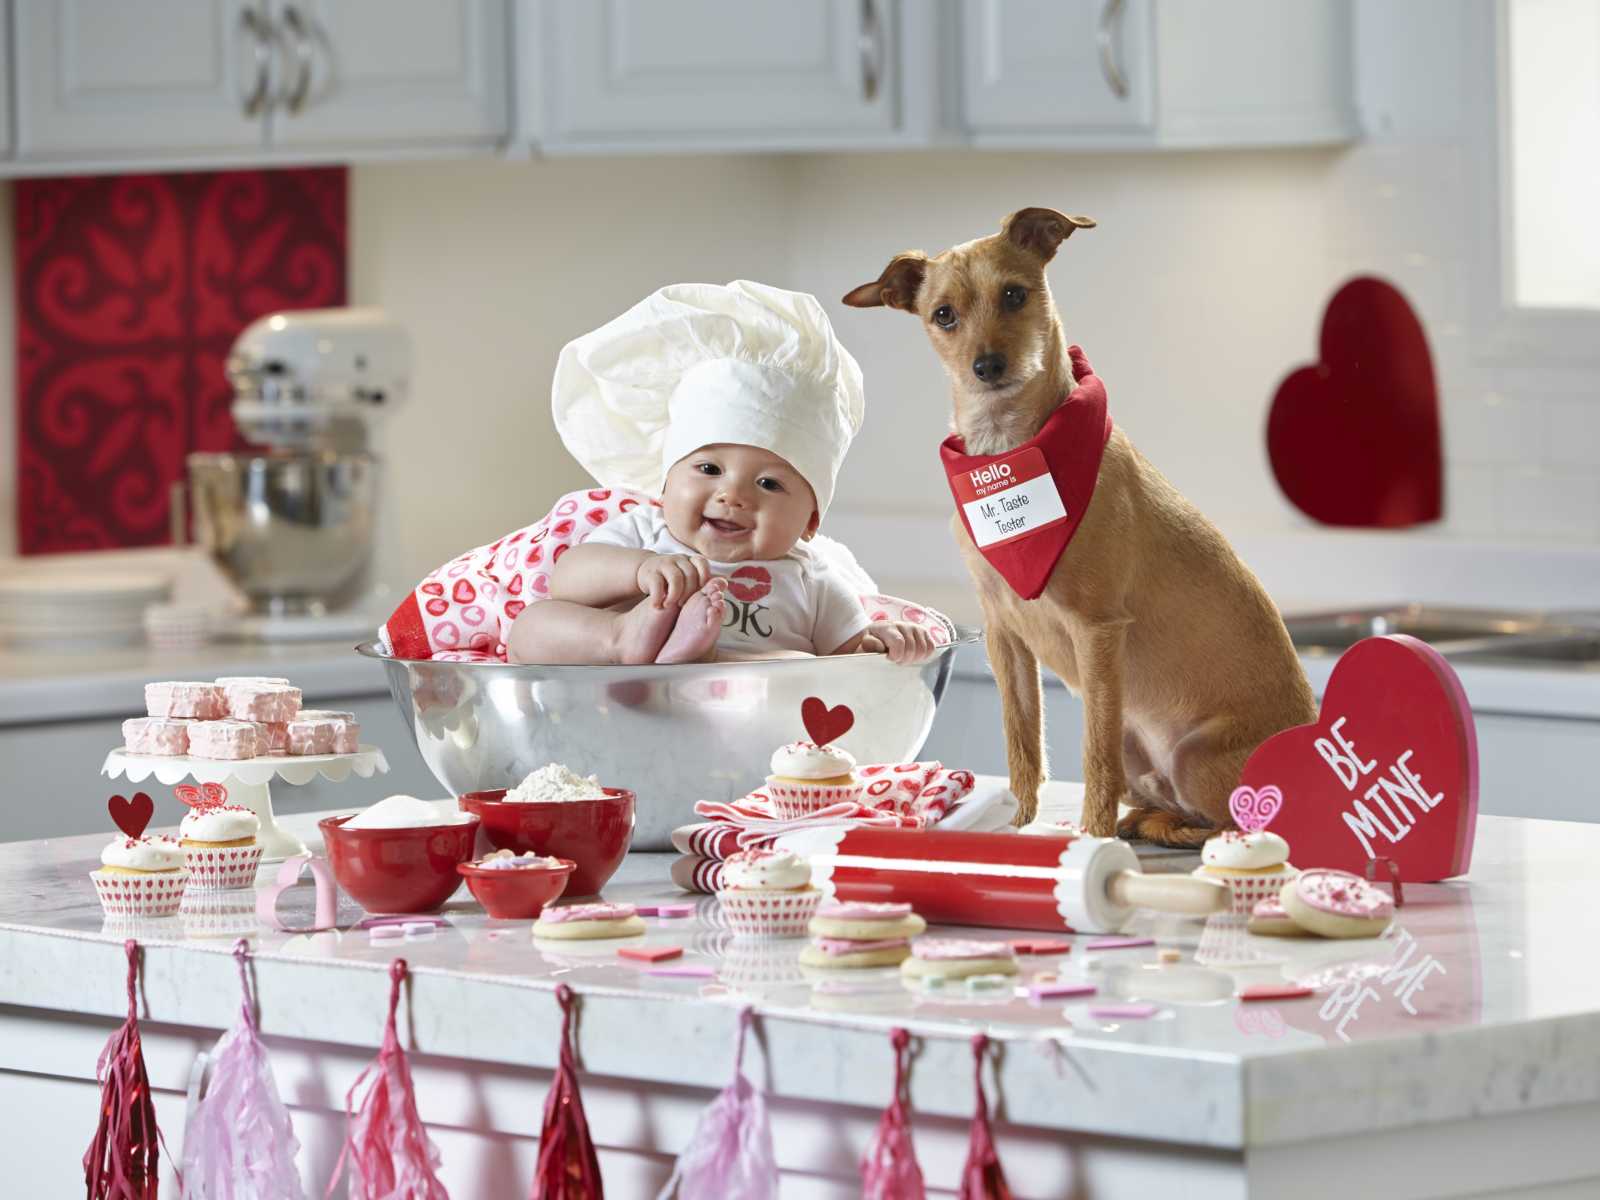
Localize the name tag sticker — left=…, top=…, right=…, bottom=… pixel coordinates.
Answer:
left=950, top=447, right=1068, bottom=549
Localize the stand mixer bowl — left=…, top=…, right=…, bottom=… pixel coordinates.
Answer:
left=188, top=451, right=378, bottom=613
left=357, top=628, right=979, bottom=850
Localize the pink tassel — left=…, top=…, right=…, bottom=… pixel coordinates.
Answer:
left=329, top=959, right=449, bottom=1200
left=84, top=940, right=163, bottom=1199
left=656, top=1006, right=777, bottom=1200
left=957, top=1035, right=1012, bottom=1200
left=180, top=940, right=307, bottom=1198
left=532, top=983, right=604, bottom=1199
left=861, top=1028, right=925, bottom=1200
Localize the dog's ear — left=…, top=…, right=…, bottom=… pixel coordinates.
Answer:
left=842, top=253, right=927, bottom=313
left=1001, top=208, right=1096, bottom=262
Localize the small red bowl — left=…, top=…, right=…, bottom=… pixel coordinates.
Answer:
left=319, top=814, right=479, bottom=914
left=457, top=788, right=635, bottom=897
left=457, top=856, right=576, bottom=919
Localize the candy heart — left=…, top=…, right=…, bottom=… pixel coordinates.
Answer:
left=108, top=792, right=154, bottom=839
left=800, top=696, right=854, bottom=746
left=1267, top=277, right=1441, bottom=528
left=1228, top=784, right=1283, bottom=832
left=255, top=854, right=338, bottom=932
left=1238, top=635, right=1477, bottom=881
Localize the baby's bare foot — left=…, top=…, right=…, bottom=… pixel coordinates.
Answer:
left=656, top=579, right=728, bottom=664
left=612, top=597, right=680, bottom=665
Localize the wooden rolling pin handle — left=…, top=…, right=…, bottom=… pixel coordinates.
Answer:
left=1107, top=869, right=1229, bottom=916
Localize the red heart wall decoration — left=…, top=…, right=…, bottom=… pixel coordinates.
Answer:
left=108, top=792, right=155, bottom=840
left=1237, top=635, right=1477, bottom=882
left=1267, top=276, right=1442, bottom=528
left=801, top=696, right=854, bottom=746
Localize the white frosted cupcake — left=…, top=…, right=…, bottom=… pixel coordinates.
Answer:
left=179, top=805, right=262, bottom=890
left=1192, top=830, right=1296, bottom=915
left=716, top=848, right=821, bottom=939
left=764, top=742, right=861, bottom=819
left=92, top=835, right=189, bottom=917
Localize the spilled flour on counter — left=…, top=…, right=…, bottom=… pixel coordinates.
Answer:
left=504, top=763, right=609, bottom=803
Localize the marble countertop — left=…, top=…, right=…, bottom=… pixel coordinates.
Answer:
left=2, top=790, right=1599, bottom=1149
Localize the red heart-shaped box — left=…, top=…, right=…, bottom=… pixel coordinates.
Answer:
left=1238, top=634, right=1477, bottom=881
left=1267, top=276, right=1442, bottom=528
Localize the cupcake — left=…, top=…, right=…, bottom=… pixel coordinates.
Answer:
left=92, top=834, right=189, bottom=917
left=1192, top=829, right=1296, bottom=915
left=765, top=742, right=861, bottom=819
left=179, top=804, right=262, bottom=890
left=716, top=848, right=821, bottom=938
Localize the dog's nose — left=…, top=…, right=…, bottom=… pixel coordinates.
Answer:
left=972, top=353, right=1007, bottom=383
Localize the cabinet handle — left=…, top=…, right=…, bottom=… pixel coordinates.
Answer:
left=278, top=4, right=313, bottom=115
left=1097, top=0, right=1129, bottom=99
left=239, top=7, right=273, bottom=117
left=859, top=0, right=884, bottom=103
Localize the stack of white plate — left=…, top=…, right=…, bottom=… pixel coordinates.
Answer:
left=0, top=570, right=171, bottom=651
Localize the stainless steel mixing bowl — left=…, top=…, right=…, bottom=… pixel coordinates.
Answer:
left=356, top=629, right=980, bottom=850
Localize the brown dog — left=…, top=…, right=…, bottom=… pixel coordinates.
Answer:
left=843, top=208, right=1317, bottom=847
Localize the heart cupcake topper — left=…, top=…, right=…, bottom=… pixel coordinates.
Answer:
left=1229, top=785, right=1283, bottom=832
left=174, top=782, right=228, bottom=810
left=108, top=792, right=154, bottom=839
left=801, top=696, right=854, bottom=746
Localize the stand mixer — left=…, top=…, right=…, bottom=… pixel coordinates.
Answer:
left=184, top=309, right=409, bottom=628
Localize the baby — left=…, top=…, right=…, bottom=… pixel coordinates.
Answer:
left=507, top=280, right=937, bottom=667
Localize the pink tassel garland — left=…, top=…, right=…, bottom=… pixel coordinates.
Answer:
left=532, top=983, right=604, bottom=1200
left=957, top=1034, right=1012, bottom=1200
left=861, top=1027, right=925, bottom=1200
left=180, top=940, right=307, bottom=1199
left=329, top=958, right=450, bottom=1200
left=84, top=940, right=163, bottom=1200
left=656, top=1006, right=777, bottom=1200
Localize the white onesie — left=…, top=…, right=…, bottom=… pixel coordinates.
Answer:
left=583, top=507, right=869, bottom=657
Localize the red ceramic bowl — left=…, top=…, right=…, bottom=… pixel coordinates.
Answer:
left=457, top=788, right=635, bottom=897
left=318, top=814, right=480, bottom=914
left=456, top=856, right=576, bottom=919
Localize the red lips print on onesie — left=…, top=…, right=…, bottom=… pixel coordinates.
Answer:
left=727, top=565, right=772, bottom=604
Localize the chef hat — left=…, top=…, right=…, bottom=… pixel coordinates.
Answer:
left=552, top=280, right=865, bottom=517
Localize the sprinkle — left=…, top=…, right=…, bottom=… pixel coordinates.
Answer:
left=634, top=905, right=660, bottom=916
left=1028, top=981, right=1097, bottom=1002
left=1010, top=938, right=1072, bottom=955
left=656, top=903, right=695, bottom=918
left=618, top=945, right=683, bottom=963
left=369, top=926, right=404, bottom=942
left=1085, top=936, right=1155, bottom=951
left=964, top=974, right=1012, bottom=992
left=1240, top=983, right=1314, bottom=1002
left=1158, top=949, right=1181, bottom=964
left=645, top=963, right=715, bottom=978
left=1088, top=1003, right=1158, bottom=1020
left=403, top=923, right=437, bottom=940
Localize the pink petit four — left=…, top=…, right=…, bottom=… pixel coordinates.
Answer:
left=145, top=681, right=225, bottom=719
left=122, top=717, right=191, bottom=756
left=223, top=681, right=302, bottom=723
left=188, top=719, right=261, bottom=760
left=286, top=717, right=339, bottom=756
left=299, top=709, right=360, bottom=753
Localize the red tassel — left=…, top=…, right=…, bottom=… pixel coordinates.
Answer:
left=84, top=940, right=162, bottom=1199
left=957, top=1034, right=1012, bottom=1200
left=531, top=983, right=604, bottom=1200
left=861, top=1027, right=925, bottom=1200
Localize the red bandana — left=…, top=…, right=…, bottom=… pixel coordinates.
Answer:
left=940, top=346, right=1112, bottom=601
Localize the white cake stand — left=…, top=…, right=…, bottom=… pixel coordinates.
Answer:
left=100, top=745, right=389, bottom=862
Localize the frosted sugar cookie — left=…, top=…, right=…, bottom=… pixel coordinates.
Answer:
left=807, top=900, right=926, bottom=942
left=533, top=901, right=646, bottom=940
left=1279, top=869, right=1394, bottom=939
left=1247, top=894, right=1309, bottom=938
left=899, top=938, right=1019, bottom=982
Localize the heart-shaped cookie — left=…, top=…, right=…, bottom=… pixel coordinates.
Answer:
left=1267, top=277, right=1442, bottom=528
left=801, top=696, right=854, bottom=746
left=108, top=792, right=154, bottom=839
left=1238, top=635, right=1477, bottom=881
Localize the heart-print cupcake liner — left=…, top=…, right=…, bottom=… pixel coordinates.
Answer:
left=183, top=842, right=264, bottom=891
left=92, top=868, right=189, bottom=918
left=763, top=777, right=863, bottom=820
left=1198, top=866, right=1297, bottom=916
left=716, top=886, right=821, bottom=939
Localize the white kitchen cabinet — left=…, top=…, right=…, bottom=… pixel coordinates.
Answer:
left=960, top=0, right=1357, bottom=149
left=265, top=0, right=508, bottom=151
left=534, top=0, right=930, bottom=153
left=0, top=4, right=12, bottom=159
left=12, top=0, right=269, bottom=161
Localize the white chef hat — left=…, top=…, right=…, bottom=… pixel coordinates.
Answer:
left=552, top=280, right=865, bottom=517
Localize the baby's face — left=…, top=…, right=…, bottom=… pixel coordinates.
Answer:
left=661, top=444, right=819, bottom=561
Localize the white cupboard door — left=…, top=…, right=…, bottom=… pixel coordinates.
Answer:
left=544, top=0, right=900, bottom=145
left=13, top=0, right=269, bottom=160
left=961, top=0, right=1153, bottom=133
left=267, top=0, right=508, bottom=150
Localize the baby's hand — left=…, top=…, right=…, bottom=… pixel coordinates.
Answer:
left=636, top=552, right=712, bottom=608
left=860, top=621, right=939, bottom=664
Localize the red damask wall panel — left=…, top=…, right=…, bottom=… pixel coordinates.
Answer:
left=14, top=168, right=347, bottom=554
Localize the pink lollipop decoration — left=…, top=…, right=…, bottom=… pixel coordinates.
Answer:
left=1228, top=784, right=1283, bottom=833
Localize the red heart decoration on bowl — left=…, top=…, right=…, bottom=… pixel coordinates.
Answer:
left=108, top=792, right=154, bottom=839
left=801, top=696, right=854, bottom=746
left=1238, top=635, right=1477, bottom=881
left=1266, top=277, right=1442, bottom=528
